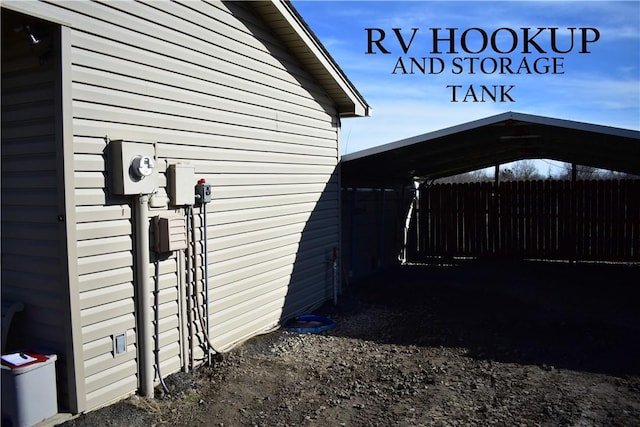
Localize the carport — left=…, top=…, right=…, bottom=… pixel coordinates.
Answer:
left=341, top=112, right=640, bottom=279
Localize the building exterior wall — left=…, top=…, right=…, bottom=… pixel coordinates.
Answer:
left=3, top=0, right=341, bottom=412
left=1, top=12, right=63, bottom=352
left=342, top=188, right=407, bottom=280
left=0, top=10, right=84, bottom=412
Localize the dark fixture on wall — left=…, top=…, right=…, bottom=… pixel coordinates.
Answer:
left=14, top=22, right=52, bottom=64
left=23, top=24, right=40, bottom=45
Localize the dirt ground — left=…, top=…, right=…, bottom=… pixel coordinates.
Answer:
left=61, top=261, right=640, bottom=426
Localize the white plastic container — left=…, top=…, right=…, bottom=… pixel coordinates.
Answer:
left=1, top=353, right=58, bottom=427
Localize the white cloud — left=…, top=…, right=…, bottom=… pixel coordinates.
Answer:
left=341, top=99, right=504, bottom=154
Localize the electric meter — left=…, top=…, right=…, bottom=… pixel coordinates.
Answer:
left=109, top=140, right=158, bottom=195
left=131, top=155, right=155, bottom=180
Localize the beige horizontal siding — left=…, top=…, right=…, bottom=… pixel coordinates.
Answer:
left=210, top=221, right=310, bottom=252
left=1, top=137, right=59, bottom=157
left=77, top=236, right=132, bottom=258
left=74, top=99, right=334, bottom=146
left=77, top=267, right=133, bottom=293
left=208, top=210, right=328, bottom=238
left=0, top=17, right=75, bottom=413
left=73, top=84, right=335, bottom=142
left=75, top=205, right=131, bottom=223
left=85, top=358, right=138, bottom=396
left=74, top=153, right=104, bottom=172
left=209, top=301, right=285, bottom=351
left=85, top=375, right=138, bottom=412
left=1, top=186, right=59, bottom=206
left=0, top=149, right=56, bottom=169
left=84, top=343, right=137, bottom=378
left=76, top=220, right=131, bottom=240
left=157, top=142, right=336, bottom=163
left=74, top=172, right=105, bottom=189
left=1, top=207, right=58, bottom=226
left=73, top=67, right=330, bottom=133
left=79, top=283, right=134, bottom=310
left=82, top=330, right=136, bottom=361
left=1, top=171, right=57, bottom=191
left=212, top=286, right=289, bottom=328
left=2, top=238, right=59, bottom=257
left=80, top=299, right=135, bottom=327
left=5, top=0, right=342, bottom=411
left=210, top=193, right=336, bottom=213
left=62, top=3, right=331, bottom=106
left=70, top=48, right=329, bottom=123
left=77, top=252, right=133, bottom=276
left=81, top=313, right=136, bottom=344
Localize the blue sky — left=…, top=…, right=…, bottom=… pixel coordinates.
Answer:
left=292, top=1, right=640, bottom=161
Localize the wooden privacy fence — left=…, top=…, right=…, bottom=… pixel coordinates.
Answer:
left=416, top=180, right=640, bottom=262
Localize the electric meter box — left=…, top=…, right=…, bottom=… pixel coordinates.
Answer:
left=110, top=140, right=158, bottom=195
left=168, top=164, right=195, bottom=206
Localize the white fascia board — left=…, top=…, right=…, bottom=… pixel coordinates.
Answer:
left=275, top=0, right=370, bottom=117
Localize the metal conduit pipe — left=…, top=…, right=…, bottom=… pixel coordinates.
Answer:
left=135, top=194, right=154, bottom=398
left=186, top=207, right=195, bottom=370
left=189, top=206, right=200, bottom=351
left=177, top=250, right=189, bottom=373
left=190, top=204, right=223, bottom=356
left=332, top=247, right=338, bottom=306
left=154, top=258, right=170, bottom=394
left=190, top=201, right=265, bottom=354
left=202, top=203, right=212, bottom=364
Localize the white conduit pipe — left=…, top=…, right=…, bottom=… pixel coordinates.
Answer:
left=400, top=195, right=416, bottom=264
left=135, top=194, right=154, bottom=398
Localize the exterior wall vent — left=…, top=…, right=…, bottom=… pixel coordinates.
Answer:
left=154, top=215, right=188, bottom=253
left=112, top=333, right=126, bottom=356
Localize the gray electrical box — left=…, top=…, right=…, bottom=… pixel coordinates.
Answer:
left=195, top=180, right=212, bottom=205
left=168, top=164, right=195, bottom=206
left=110, top=140, right=158, bottom=195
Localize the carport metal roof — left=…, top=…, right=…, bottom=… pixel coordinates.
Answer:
left=341, top=111, right=640, bottom=188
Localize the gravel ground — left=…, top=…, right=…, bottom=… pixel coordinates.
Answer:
left=62, top=261, right=640, bottom=426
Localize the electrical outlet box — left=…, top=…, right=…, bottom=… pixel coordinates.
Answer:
left=110, top=140, right=158, bottom=195
left=195, top=181, right=212, bottom=205
left=112, top=333, right=126, bottom=356
left=168, top=164, right=195, bottom=206
left=155, top=215, right=188, bottom=253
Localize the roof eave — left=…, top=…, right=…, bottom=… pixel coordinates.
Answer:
left=250, top=0, right=370, bottom=118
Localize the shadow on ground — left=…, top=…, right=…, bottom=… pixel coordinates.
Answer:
left=326, top=260, right=640, bottom=377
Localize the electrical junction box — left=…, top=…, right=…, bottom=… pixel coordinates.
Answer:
left=154, top=215, right=188, bottom=253
left=195, top=179, right=212, bottom=205
left=168, top=164, right=195, bottom=206
left=109, top=140, right=158, bottom=195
